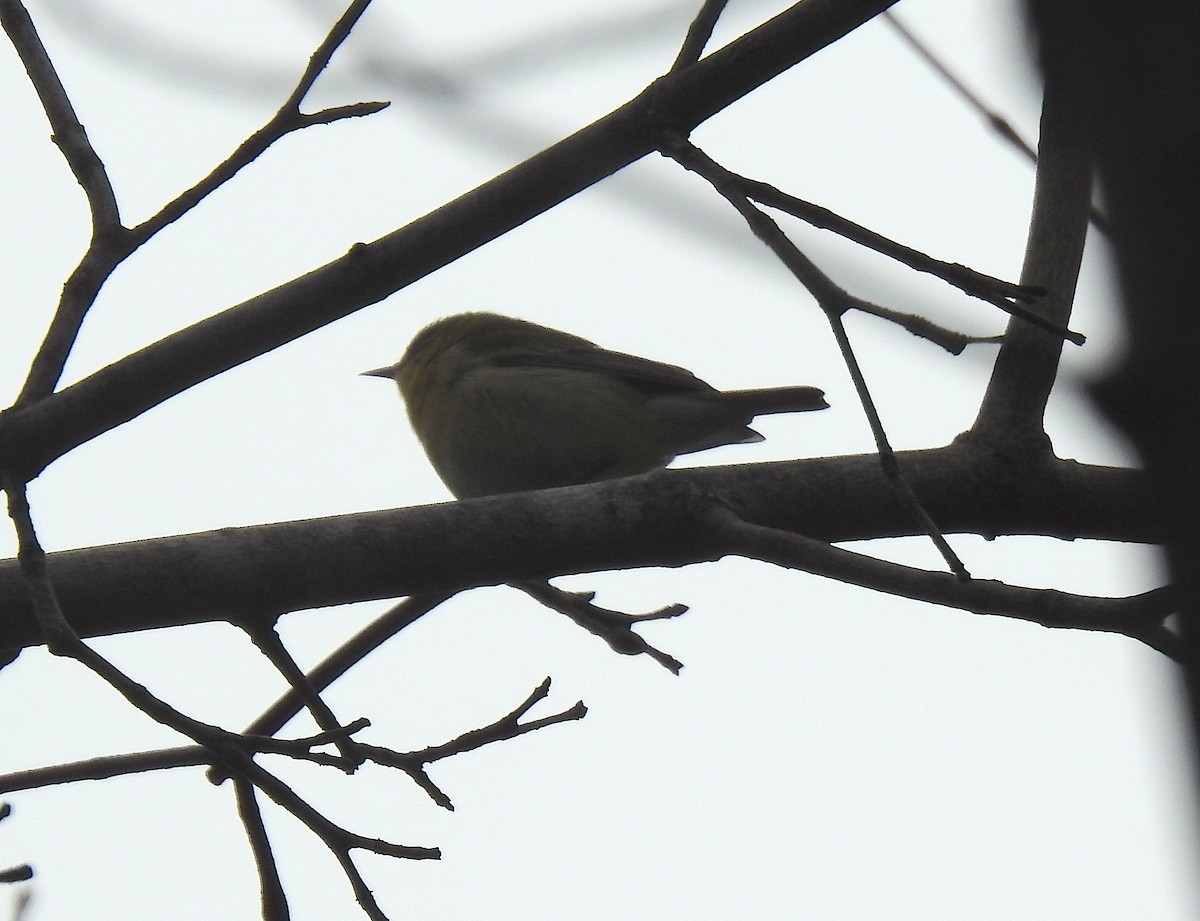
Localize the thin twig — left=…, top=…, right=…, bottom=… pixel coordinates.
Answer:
left=882, top=10, right=1108, bottom=234
left=516, top=580, right=687, bottom=673
left=3, top=0, right=385, bottom=406
left=826, top=310, right=970, bottom=580
left=3, top=477, right=77, bottom=648
left=129, top=0, right=387, bottom=244
left=237, top=614, right=365, bottom=772
left=204, top=594, right=449, bottom=786
left=663, top=137, right=969, bottom=579
left=2, top=678, right=584, bottom=816
left=701, top=155, right=1084, bottom=343
left=233, top=778, right=291, bottom=921
left=708, top=503, right=1181, bottom=659
left=743, top=177, right=1039, bottom=303
left=847, top=295, right=1004, bottom=354
left=670, top=0, right=731, bottom=71
left=407, top=678, right=587, bottom=762
left=884, top=11, right=1037, bottom=163
left=0, top=0, right=120, bottom=230
left=238, top=595, right=449, bottom=737
left=359, top=678, right=587, bottom=810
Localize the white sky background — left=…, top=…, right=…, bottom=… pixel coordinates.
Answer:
left=1, top=0, right=1197, bottom=919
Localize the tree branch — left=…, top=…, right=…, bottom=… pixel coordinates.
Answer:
left=2, top=0, right=383, bottom=409
left=670, top=0, right=731, bottom=71
left=971, top=64, right=1092, bottom=442
left=0, top=446, right=1159, bottom=655
left=0, top=0, right=119, bottom=232
left=708, top=505, right=1178, bottom=658
left=663, top=137, right=969, bottom=579
left=0, top=0, right=899, bottom=482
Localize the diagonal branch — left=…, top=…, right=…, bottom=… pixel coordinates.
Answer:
left=739, top=177, right=1059, bottom=322
left=663, top=136, right=969, bottom=580
left=127, top=0, right=386, bottom=247
left=670, top=0, right=732, bottom=71
left=0, top=0, right=119, bottom=232
left=0, top=0, right=900, bottom=483
left=2, top=0, right=384, bottom=410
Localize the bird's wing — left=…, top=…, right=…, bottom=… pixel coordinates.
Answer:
left=495, top=346, right=712, bottom=393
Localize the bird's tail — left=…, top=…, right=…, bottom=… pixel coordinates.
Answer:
left=725, top=386, right=829, bottom=416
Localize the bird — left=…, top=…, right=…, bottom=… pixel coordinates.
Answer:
left=363, top=312, right=828, bottom=499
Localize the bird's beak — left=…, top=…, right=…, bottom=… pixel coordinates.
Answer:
left=361, top=364, right=399, bottom=379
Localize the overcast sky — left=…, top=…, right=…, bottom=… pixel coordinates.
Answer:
left=1, top=2, right=1196, bottom=919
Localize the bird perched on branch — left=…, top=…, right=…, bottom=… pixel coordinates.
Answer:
left=363, top=312, right=828, bottom=499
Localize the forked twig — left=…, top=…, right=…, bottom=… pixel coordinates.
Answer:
left=516, top=579, right=688, bottom=673
left=662, top=137, right=969, bottom=579
left=1, top=0, right=386, bottom=405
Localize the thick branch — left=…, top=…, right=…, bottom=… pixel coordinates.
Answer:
left=972, top=64, right=1092, bottom=442
left=1027, top=0, right=1200, bottom=775
left=0, top=0, right=899, bottom=482
left=0, top=445, right=1158, bottom=654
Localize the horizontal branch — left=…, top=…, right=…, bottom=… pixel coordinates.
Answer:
left=709, top=506, right=1179, bottom=657
left=0, top=444, right=1157, bottom=654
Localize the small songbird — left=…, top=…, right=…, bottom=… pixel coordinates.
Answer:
left=363, top=312, right=828, bottom=499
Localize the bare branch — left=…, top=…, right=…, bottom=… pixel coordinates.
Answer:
left=286, top=0, right=373, bottom=109
left=0, top=0, right=900, bottom=483
left=407, top=678, right=586, bottom=763
left=846, top=296, right=1004, bottom=355
left=673, top=142, right=1081, bottom=342
left=971, top=66, right=1092, bottom=442
left=0, top=747, right=205, bottom=795
left=237, top=615, right=365, bottom=772
left=0, top=0, right=120, bottom=231
left=239, top=594, right=451, bottom=737
left=233, top=778, right=291, bottom=921
left=128, top=0, right=386, bottom=245
left=884, top=12, right=1038, bottom=165
left=670, top=0, right=731, bottom=71
left=517, top=580, right=687, bottom=672
left=1, top=0, right=385, bottom=410
left=662, top=137, right=969, bottom=579
left=361, top=678, right=588, bottom=809
left=0, top=448, right=1159, bottom=655
left=1, top=681, right=584, bottom=813
left=741, top=178, right=1047, bottom=308
left=825, top=310, right=969, bottom=579
left=708, top=504, right=1179, bottom=658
